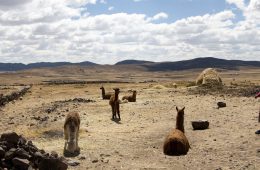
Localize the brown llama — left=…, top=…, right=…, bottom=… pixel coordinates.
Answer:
left=64, top=112, right=80, bottom=155
left=163, top=107, right=190, bottom=156
left=100, top=86, right=113, bottom=100
left=122, top=90, right=137, bottom=102
left=109, top=88, right=121, bottom=120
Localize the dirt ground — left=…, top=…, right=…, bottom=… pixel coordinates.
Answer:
left=0, top=67, right=259, bottom=170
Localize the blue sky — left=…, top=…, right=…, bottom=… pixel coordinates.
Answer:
left=0, top=0, right=259, bottom=64
left=86, top=0, right=244, bottom=23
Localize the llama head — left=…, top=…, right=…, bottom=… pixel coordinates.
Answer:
left=113, top=88, right=120, bottom=94
left=100, top=86, right=104, bottom=90
left=176, top=106, right=185, bottom=116
left=133, top=90, right=137, bottom=95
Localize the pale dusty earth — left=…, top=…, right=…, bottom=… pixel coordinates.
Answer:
left=0, top=67, right=259, bottom=170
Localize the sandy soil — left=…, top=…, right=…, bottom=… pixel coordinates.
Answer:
left=0, top=68, right=259, bottom=170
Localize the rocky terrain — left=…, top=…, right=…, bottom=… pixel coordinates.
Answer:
left=0, top=67, right=259, bottom=169
left=0, top=132, right=67, bottom=170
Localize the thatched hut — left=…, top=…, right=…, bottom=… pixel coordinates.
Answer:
left=196, top=68, right=222, bottom=86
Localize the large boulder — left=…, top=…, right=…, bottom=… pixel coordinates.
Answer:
left=0, top=132, right=20, bottom=144
left=196, top=68, right=222, bottom=86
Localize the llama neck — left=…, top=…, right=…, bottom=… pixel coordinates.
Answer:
left=101, top=88, right=105, bottom=96
left=115, top=93, right=119, bottom=101
left=176, top=114, right=184, bottom=133
left=132, top=93, right=136, bottom=99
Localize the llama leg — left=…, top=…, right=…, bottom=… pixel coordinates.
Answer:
left=258, top=109, right=260, bottom=122
left=64, top=127, right=68, bottom=151
left=64, top=126, right=68, bottom=140
left=111, top=105, right=115, bottom=119
left=116, top=103, right=121, bottom=120
left=76, top=128, right=80, bottom=151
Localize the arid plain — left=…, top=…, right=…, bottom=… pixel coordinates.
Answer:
left=0, top=65, right=259, bottom=170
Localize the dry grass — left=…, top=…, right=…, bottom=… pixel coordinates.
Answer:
left=0, top=67, right=259, bottom=169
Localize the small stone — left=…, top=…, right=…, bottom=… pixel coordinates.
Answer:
left=5, top=148, right=16, bottom=160
left=67, top=160, right=80, bottom=166
left=92, top=159, right=98, bottom=163
left=217, top=102, right=226, bottom=108
left=18, top=136, right=27, bottom=146
left=78, top=156, right=86, bottom=160
left=15, top=148, right=30, bottom=159
left=12, top=158, right=30, bottom=170
left=0, top=147, right=5, bottom=158
left=51, top=151, right=58, bottom=158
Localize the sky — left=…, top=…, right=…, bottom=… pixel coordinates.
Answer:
left=0, top=0, right=259, bottom=64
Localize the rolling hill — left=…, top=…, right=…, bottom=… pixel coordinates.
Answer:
left=0, top=61, right=98, bottom=71
left=0, top=57, right=260, bottom=72
left=143, top=57, right=260, bottom=71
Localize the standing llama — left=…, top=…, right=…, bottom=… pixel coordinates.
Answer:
left=109, top=88, right=121, bottom=120
left=64, top=112, right=80, bottom=156
left=122, top=90, right=137, bottom=102
left=163, top=107, right=190, bottom=156
left=100, top=86, right=112, bottom=100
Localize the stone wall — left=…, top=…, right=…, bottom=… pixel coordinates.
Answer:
left=0, top=86, right=31, bottom=107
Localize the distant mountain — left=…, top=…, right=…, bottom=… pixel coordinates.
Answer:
left=143, top=57, right=260, bottom=71
left=0, top=61, right=98, bottom=71
left=115, top=60, right=154, bottom=65
left=0, top=57, right=259, bottom=72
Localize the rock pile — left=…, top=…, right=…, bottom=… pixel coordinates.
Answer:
left=0, top=86, right=31, bottom=107
left=0, top=132, right=68, bottom=170
left=196, top=68, right=222, bottom=86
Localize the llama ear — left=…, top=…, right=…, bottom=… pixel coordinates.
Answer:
left=181, top=107, right=185, bottom=111
left=176, top=106, right=179, bottom=111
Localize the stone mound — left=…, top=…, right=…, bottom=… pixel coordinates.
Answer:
left=0, top=132, right=68, bottom=170
left=196, top=68, right=222, bottom=86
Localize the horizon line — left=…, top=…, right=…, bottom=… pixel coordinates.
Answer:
left=0, top=57, right=260, bottom=65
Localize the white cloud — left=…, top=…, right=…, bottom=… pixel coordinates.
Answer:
left=108, top=6, right=114, bottom=11
left=226, top=0, right=260, bottom=23
left=0, top=0, right=259, bottom=64
left=150, top=12, right=168, bottom=21
left=226, top=0, right=246, bottom=10
left=100, top=0, right=107, bottom=4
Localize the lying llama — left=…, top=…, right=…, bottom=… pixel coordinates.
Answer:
left=163, top=107, right=190, bottom=156
left=64, top=112, right=80, bottom=155
left=109, top=88, right=121, bottom=120
left=100, top=86, right=113, bottom=100
left=122, top=90, right=137, bottom=102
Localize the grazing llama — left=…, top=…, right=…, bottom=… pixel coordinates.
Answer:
left=109, top=88, right=121, bottom=120
left=122, top=90, right=137, bottom=102
left=64, top=112, right=80, bottom=154
left=163, top=107, right=190, bottom=156
left=100, top=86, right=112, bottom=100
